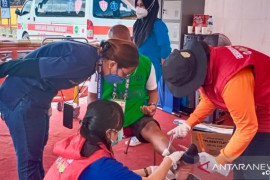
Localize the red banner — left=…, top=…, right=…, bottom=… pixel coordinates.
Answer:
left=28, top=24, right=74, bottom=34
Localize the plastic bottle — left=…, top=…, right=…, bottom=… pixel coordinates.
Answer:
left=175, top=144, right=199, bottom=180
left=207, top=15, right=214, bottom=34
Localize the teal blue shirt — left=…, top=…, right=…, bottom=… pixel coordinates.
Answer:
left=138, top=19, right=171, bottom=82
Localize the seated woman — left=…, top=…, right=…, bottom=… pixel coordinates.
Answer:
left=45, top=100, right=184, bottom=180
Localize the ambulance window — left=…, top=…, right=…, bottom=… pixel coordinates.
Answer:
left=35, top=0, right=86, bottom=17
left=21, top=0, right=32, bottom=15
left=93, top=0, right=136, bottom=19
left=35, top=0, right=53, bottom=16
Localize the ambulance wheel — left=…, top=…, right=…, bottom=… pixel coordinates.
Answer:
left=22, top=32, right=29, bottom=40
left=57, top=102, right=63, bottom=111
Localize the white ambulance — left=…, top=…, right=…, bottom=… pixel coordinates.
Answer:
left=15, top=0, right=136, bottom=41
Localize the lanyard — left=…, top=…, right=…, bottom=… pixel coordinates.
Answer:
left=97, top=60, right=103, bottom=100
left=112, top=76, right=130, bottom=100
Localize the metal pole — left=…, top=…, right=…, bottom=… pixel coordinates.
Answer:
left=0, top=7, right=2, bottom=25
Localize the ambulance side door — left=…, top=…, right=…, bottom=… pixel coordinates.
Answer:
left=17, top=0, right=33, bottom=39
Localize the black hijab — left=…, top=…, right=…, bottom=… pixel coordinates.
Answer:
left=133, top=0, right=159, bottom=47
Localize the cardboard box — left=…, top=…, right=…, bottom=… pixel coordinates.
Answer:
left=193, top=14, right=209, bottom=28
left=192, top=124, right=233, bottom=156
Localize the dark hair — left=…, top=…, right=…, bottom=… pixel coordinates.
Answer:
left=198, top=40, right=211, bottom=61
left=80, top=100, right=124, bottom=157
left=100, top=38, right=139, bottom=68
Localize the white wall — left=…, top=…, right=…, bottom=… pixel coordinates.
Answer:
left=205, top=0, right=270, bottom=55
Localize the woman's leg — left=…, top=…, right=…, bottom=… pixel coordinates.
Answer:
left=3, top=97, right=49, bottom=180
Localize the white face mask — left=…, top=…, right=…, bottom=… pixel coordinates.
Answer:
left=136, top=0, right=155, bottom=19
left=136, top=6, right=148, bottom=19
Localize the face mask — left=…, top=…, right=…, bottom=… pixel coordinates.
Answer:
left=136, top=7, right=148, bottom=19
left=136, top=0, right=155, bottom=19
left=104, top=67, right=124, bottom=84
left=111, top=128, right=124, bottom=146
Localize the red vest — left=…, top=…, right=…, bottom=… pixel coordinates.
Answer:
left=203, top=46, right=270, bottom=132
left=44, top=133, right=112, bottom=180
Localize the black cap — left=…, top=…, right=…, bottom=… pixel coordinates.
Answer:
left=162, top=40, right=207, bottom=97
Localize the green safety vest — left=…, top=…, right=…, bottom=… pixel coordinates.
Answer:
left=102, top=54, right=151, bottom=127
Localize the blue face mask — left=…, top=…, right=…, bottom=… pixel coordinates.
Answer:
left=104, top=67, right=124, bottom=84
left=111, top=128, right=124, bottom=146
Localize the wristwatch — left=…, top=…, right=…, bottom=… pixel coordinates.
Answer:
left=147, top=103, right=156, bottom=107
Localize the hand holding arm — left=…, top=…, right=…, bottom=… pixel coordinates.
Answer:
left=199, top=152, right=230, bottom=176
left=133, top=151, right=184, bottom=180
left=167, top=122, right=191, bottom=139
left=166, top=151, right=185, bottom=169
